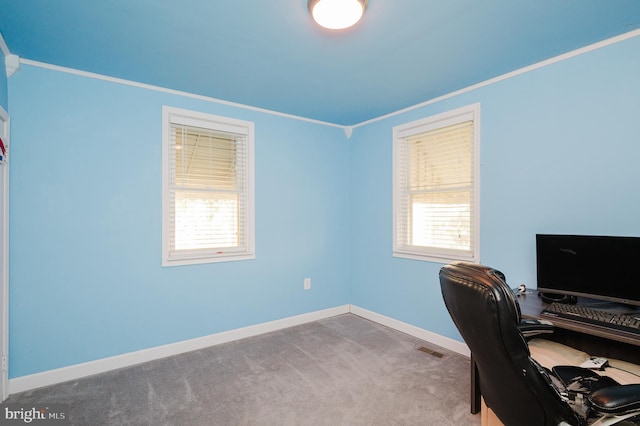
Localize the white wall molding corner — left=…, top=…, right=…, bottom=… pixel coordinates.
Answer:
left=5, top=54, right=19, bottom=78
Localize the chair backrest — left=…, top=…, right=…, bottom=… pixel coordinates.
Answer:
left=439, top=261, right=581, bottom=426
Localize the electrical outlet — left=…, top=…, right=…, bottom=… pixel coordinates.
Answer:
left=304, top=278, right=311, bottom=290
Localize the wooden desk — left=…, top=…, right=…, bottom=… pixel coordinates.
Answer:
left=518, top=291, right=640, bottom=362
left=469, top=290, right=640, bottom=414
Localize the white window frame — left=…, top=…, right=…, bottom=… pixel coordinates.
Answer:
left=162, top=106, right=255, bottom=266
left=392, top=103, right=480, bottom=264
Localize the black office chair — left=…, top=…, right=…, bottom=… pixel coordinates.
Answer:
left=439, top=261, right=640, bottom=426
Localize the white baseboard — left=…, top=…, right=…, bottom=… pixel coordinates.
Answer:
left=9, top=304, right=468, bottom=395
left=9, top=305, right=350, bottom=394
left=349, top=305, right=470, bottom=357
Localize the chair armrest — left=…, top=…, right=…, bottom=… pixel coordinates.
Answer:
left=518, top=318, right=555, bottom=338
left=588, top=384, right=640, bottom=415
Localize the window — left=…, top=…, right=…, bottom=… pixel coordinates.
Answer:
left=393, top=103, right=480, bottom=263
left=162, top=106, right=255, bottom=266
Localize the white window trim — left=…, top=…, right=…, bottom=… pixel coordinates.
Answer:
left=162, top=106, right=255, bottom=266
left=392, top=103, right=480, bottom=264
left=0, top=105, right=9, bottom=401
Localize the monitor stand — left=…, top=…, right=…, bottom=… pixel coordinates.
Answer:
left=539, top=292, right=577, bottom=304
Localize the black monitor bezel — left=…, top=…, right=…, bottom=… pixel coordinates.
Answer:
left=536, top=233, right=640, bottom=307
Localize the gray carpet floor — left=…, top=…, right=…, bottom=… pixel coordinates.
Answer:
left=2, top=314, right=478, bottom=425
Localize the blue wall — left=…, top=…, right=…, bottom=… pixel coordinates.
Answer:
left=8, top=66, right=350, bottom=378
left=7, top=33, right=640, bottom=379
left=349, top=35, right=640, bottom=341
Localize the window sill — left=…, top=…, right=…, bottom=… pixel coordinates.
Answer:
left=392, top=249, right=476, bottom=265
left=162, top=252, right=255, bottom=267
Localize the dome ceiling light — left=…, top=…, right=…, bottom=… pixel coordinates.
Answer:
left=308, top=0, right=368, bottom=30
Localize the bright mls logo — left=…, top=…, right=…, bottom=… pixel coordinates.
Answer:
left=2, top=404, right=69, bottom=425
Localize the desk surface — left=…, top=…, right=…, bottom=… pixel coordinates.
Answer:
left=469, top=289, right=640, bottom=414
left=517, top=290, right=640, bottom=363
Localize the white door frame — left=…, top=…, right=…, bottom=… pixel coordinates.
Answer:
left=0, top=105, right=9, bottom=401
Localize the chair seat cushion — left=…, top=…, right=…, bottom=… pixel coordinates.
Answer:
left=552, top=365, right=619, bottom=394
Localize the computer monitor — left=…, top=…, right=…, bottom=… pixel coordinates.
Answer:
left=536, top=234, right=640, bottom=307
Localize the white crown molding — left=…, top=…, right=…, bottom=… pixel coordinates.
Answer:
left=0, top=33, right=19, bottom=78
left=0, top=33, right=9, bottom=58
left=352, top=28, right=640, bottom=129
left=14, top=28, right=640, bottom=130
left=18, top=58, right=345, bottom=130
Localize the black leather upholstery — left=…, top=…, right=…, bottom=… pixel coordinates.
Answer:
left=440, top=261, right=582, bottom=426
left=589, top=385, right=640, bottom=415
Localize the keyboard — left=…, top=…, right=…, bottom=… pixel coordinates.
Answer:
left=541, top=303, right=640, bottom=336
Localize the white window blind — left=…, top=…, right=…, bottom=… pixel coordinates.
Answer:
left=393, top=104, right=480, bottom=263
left=162, top=107, right=254, bottom=266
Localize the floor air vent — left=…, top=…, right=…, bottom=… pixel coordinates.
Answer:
left=418, top=346, right=444, bottom=358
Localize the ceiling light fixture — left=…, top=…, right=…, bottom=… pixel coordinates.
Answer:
left=308, top=0, right=368, bottom=30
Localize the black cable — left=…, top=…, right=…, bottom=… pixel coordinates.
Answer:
left=607, top=365, right=640, bottom=378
